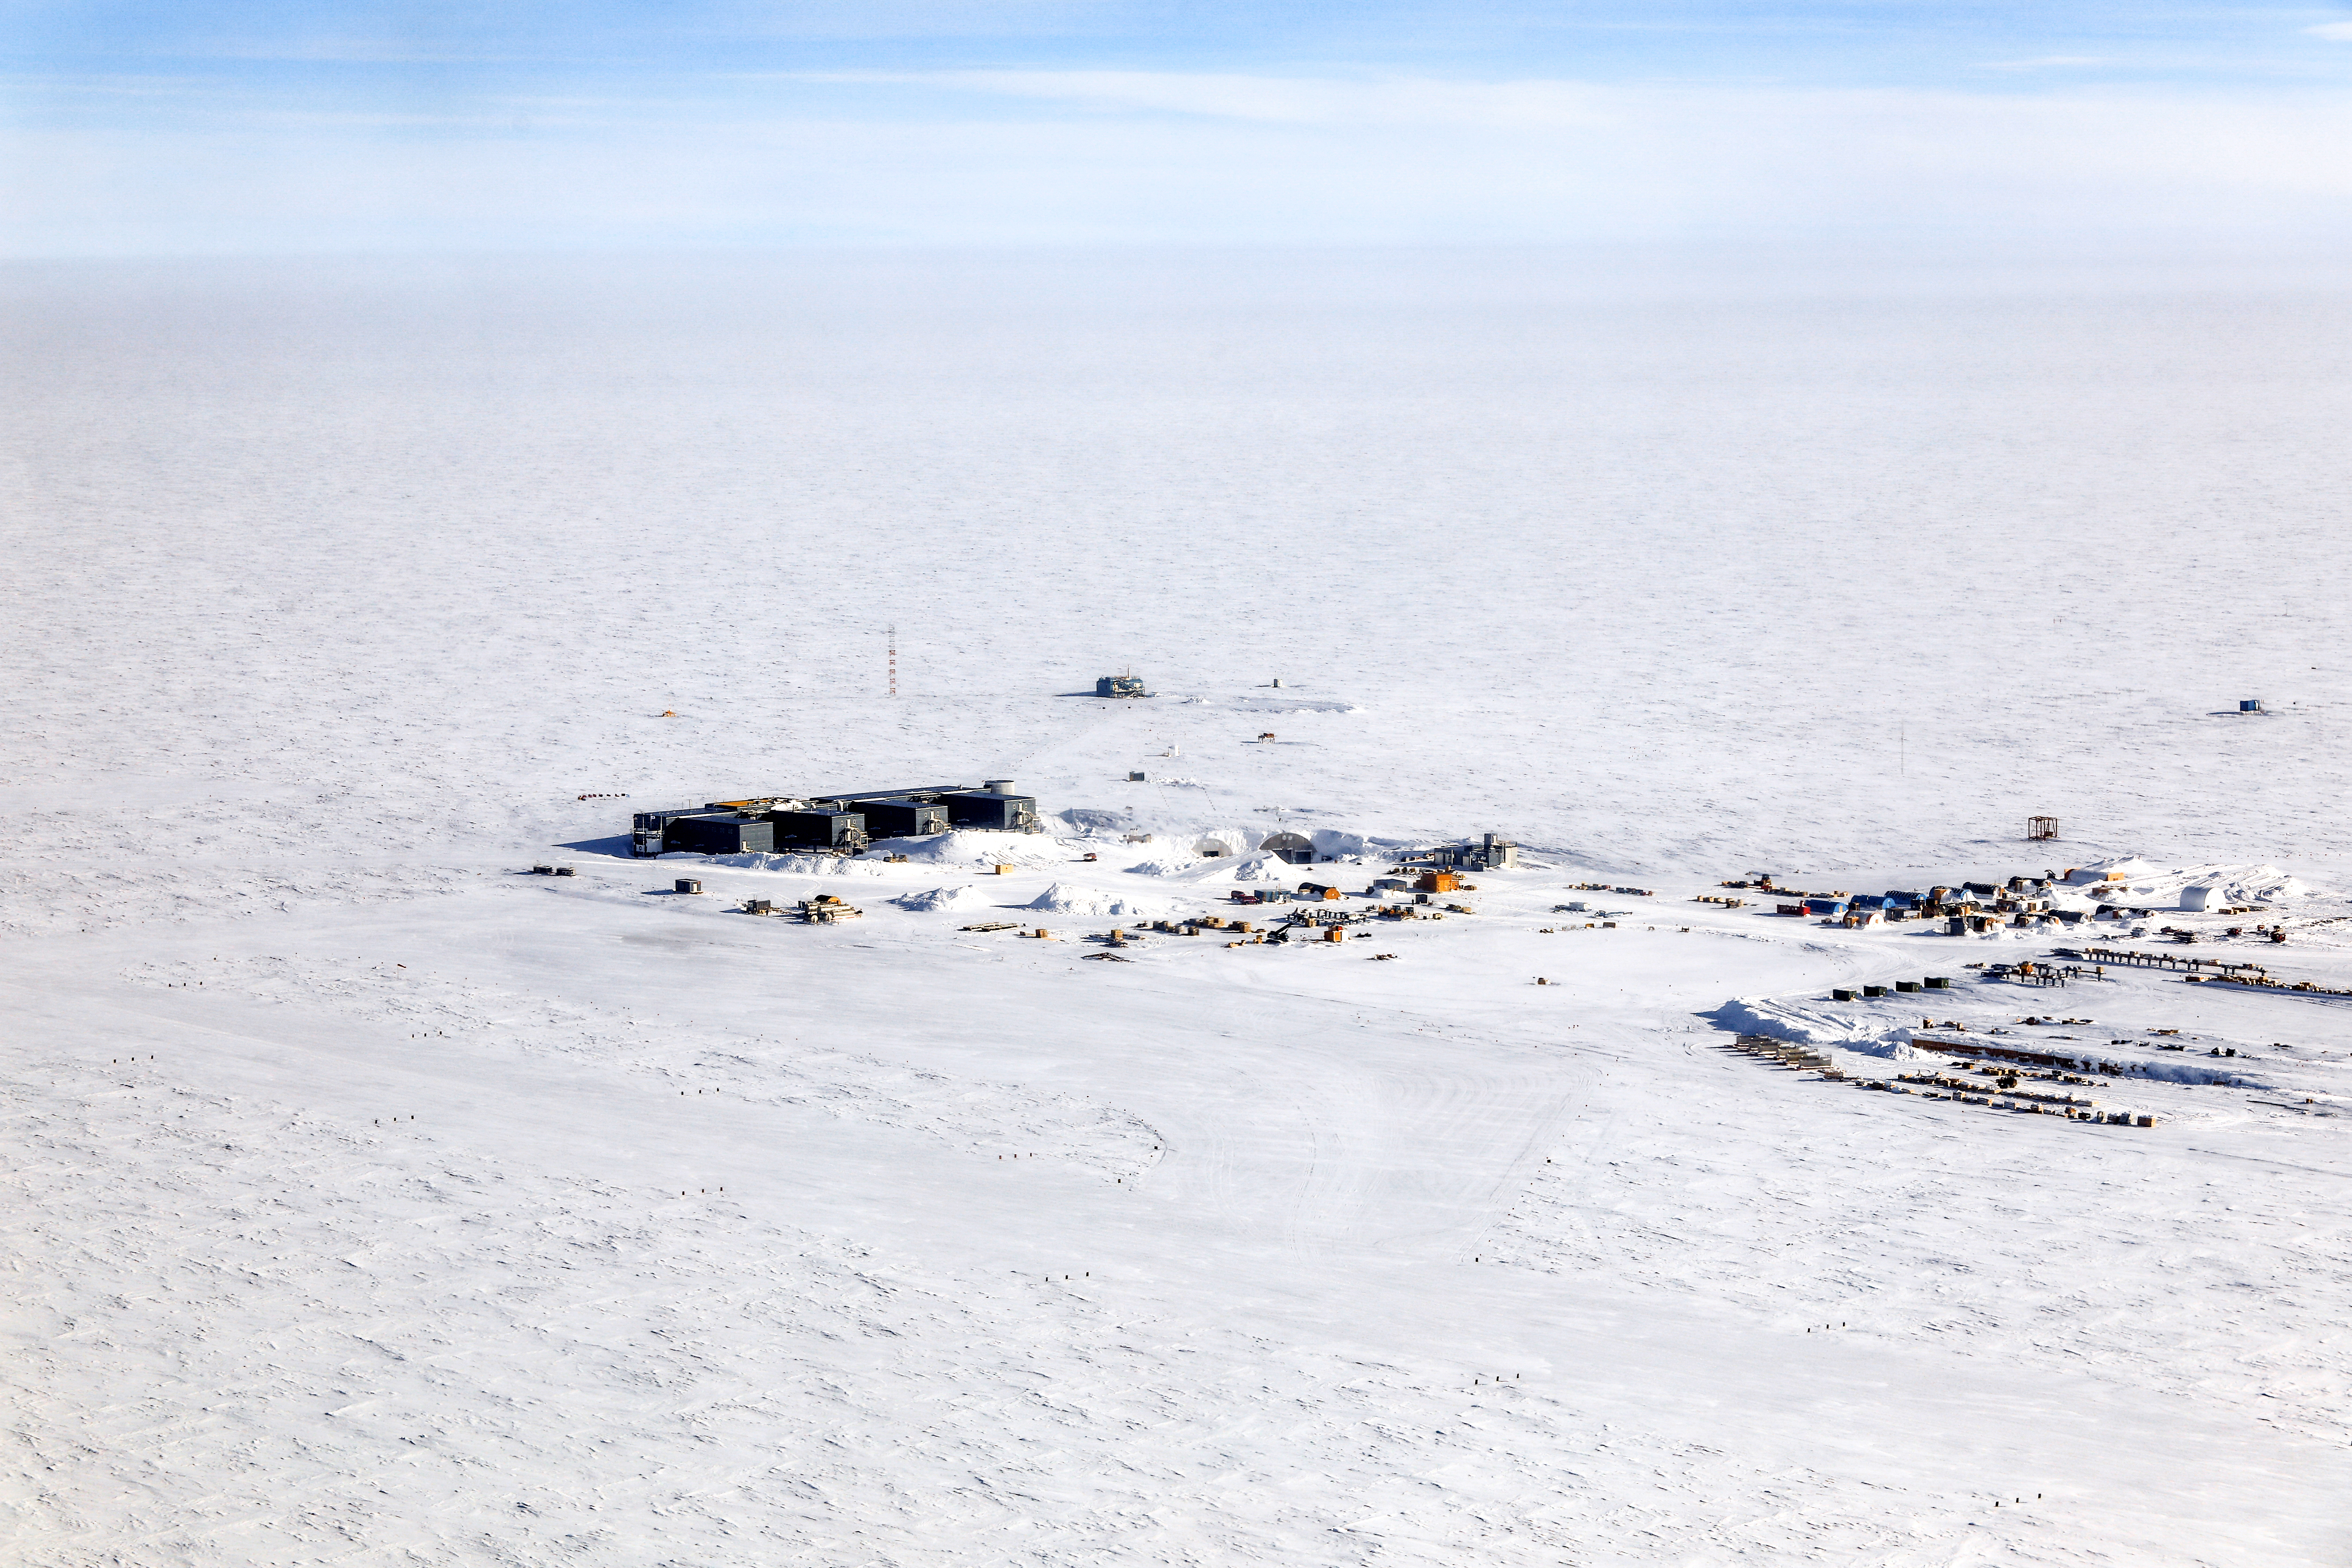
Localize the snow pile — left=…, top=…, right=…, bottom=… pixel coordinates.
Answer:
left=1121, top=851, right=1289, bottom=883
left=2064, top=859, right=2334, bottom=908
left=2173, top=863, right=2329, bottom=905
left=703, top=853, right=888, bottom=876
left=1120, top=856, right=1200, bottom=876
left=2063, top=856, right=2167, bottom=885
left=871, top=832, right=1074, bottom=868
left=1053, top=808, right=1130, bottom=834
left=891, top=885, right=992, bottom=912
left=1708, top=997, right=1924, bottom=1059
left=1229, top=694, right=1359, bottom=714
left=1023, top=882, right=1172, bottom=918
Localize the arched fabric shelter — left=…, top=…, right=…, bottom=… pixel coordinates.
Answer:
left=1259, top=832, right=1315, bottom=864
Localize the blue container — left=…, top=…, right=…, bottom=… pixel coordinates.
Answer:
left=1805, top=897, right=1848, bottom=916
left=2241, top=699, right=2263, bottom=712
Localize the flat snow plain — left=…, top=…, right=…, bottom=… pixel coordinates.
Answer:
left=5, top=252, right=2351, bottom=1566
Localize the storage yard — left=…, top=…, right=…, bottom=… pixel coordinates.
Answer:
left=612, top=808, right=2352, bottom=1149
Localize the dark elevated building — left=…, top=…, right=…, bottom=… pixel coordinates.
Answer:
left=935, top=783, right=1038, bottom=831
left=632, top=780, right=1038, bottom=856
left=856, top=798, right=951, bottom=838
left=661, top=813, right=777, bottom=856
left=767, top=808, right=869, bottom=852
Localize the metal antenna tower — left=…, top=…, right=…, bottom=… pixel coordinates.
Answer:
left=888, top=625, right=898, bottom=699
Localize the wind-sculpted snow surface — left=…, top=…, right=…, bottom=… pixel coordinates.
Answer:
left=5, top=1041, right=2146, bottom=1568
left=117, top=951, right=1158, bottom=1172
left=1489, top=1024, right=2352, bottom=1451
left=7, top=253, right=2352, bottom=1564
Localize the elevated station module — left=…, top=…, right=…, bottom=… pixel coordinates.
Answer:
left=631, top=780, right=1039, bottom=858
left=1399, top=833, right=1520, bottom=873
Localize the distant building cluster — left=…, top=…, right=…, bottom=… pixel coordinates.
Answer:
left=632, top=781, right=1039, bottom=858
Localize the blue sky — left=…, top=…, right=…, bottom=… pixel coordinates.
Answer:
left=15, top=2, right=2352, bottom=84
left=6, top=2, right=2352, bottom=253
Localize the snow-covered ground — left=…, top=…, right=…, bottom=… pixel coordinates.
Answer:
left=5, top=251, right=2351, bottom=1564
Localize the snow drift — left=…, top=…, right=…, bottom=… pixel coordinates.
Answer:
left=1706, top=997, right=1925, bottom=1060
left=2061, top=859, right=2335, bottom=909
left=864, top=832, right=1074, bottom=869
left=892, top=885, right=992, bottom=912
left=682, top=853, right=888, bottom=876
left=1023, top=882, right=1172, bottom=918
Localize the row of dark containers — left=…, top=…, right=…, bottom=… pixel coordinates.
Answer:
left=1802, top=877, right=2071, bottom=917
left=631, top=783, right=1038, bottom=858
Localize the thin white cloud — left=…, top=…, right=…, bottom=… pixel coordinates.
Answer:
left=1977, top=56, right=2121, bottom=72
left=7, top=70, right=2352, bottom=254
left=192, top=40, right=512, bottom=64
left=798, top=70, right=1623, bottom=128
left=2306, top=22, right=2352, bottom=41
